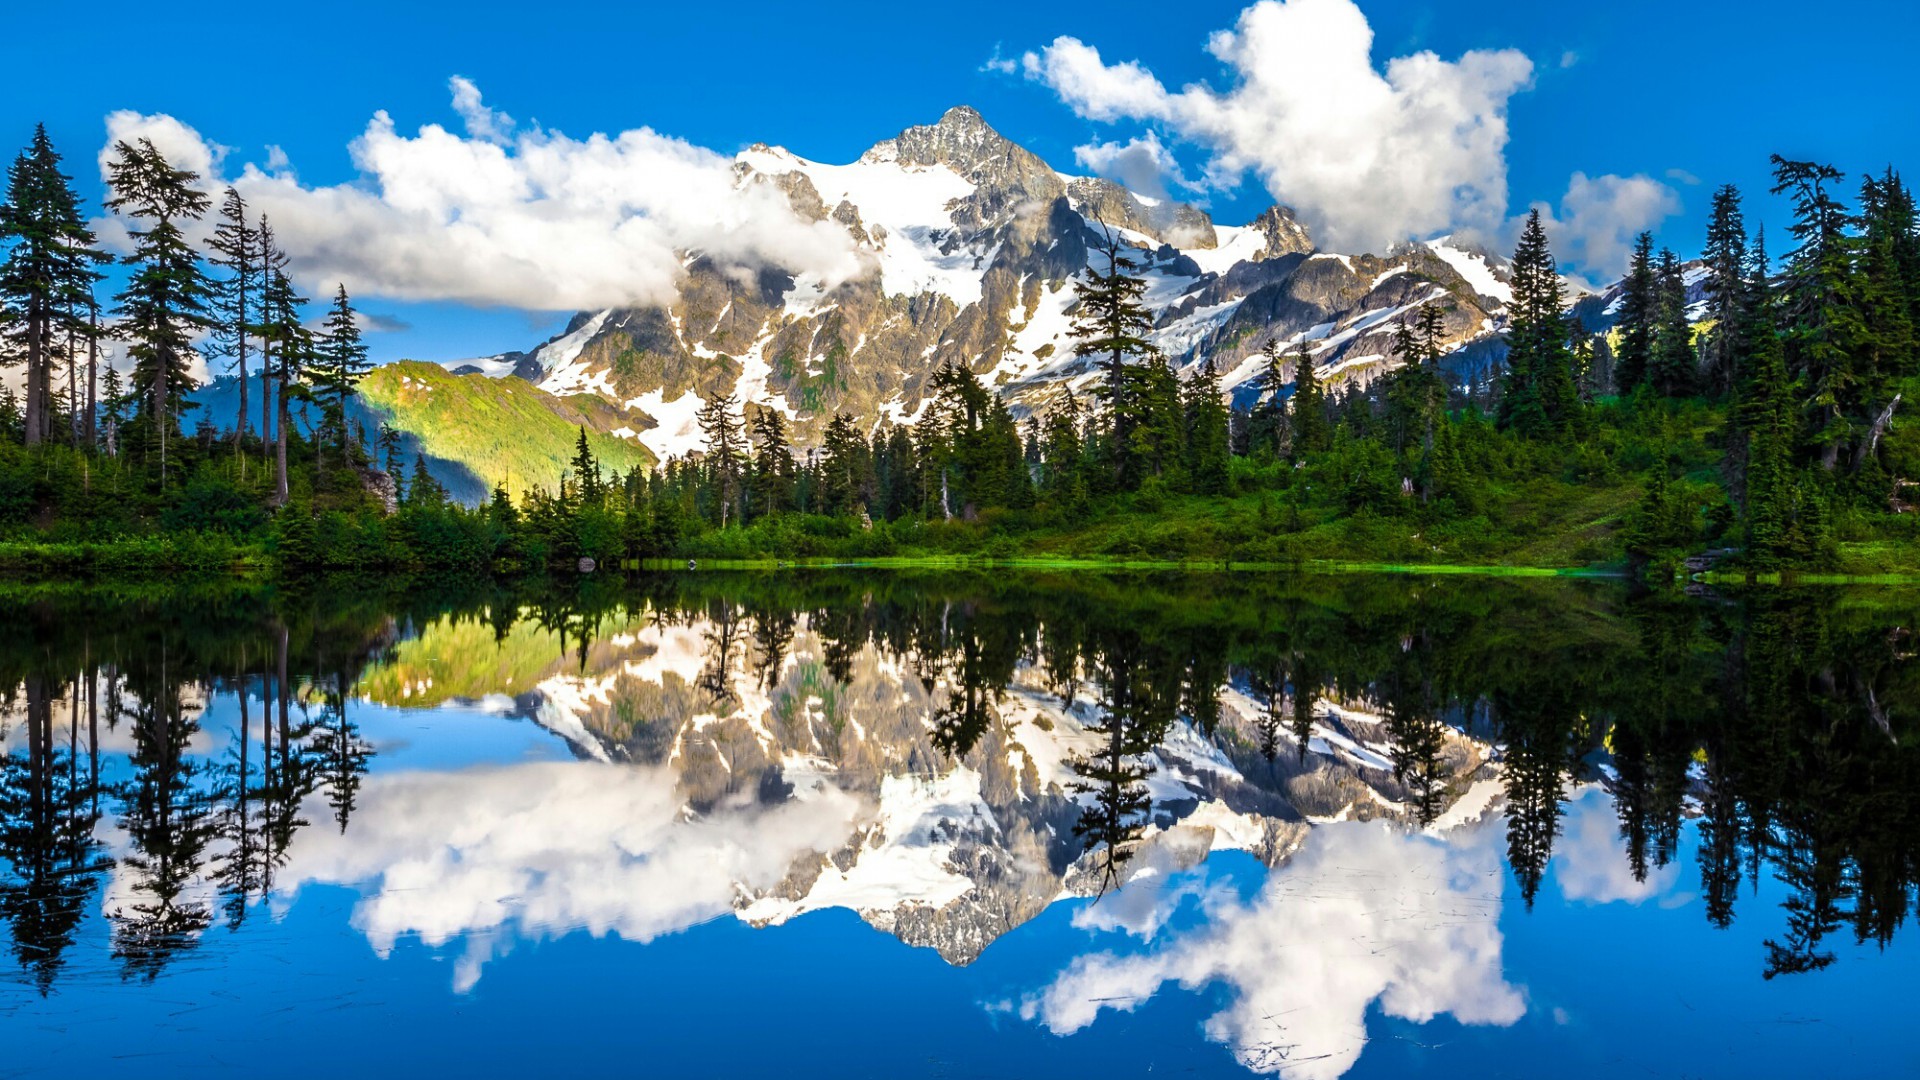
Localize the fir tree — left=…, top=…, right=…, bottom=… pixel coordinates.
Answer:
left=104, top=138, right=213, bottom=483
left=204, top=187, right=257, bottom=449
left=1616, top=231, right=1658, bottom=392
left=1070, top=227, right=1158, bottom=489
left=256, top=267, right=310, bottom=504
left=1700, top=185, right=1749, bottom=396
left=1497, top=209, right=1580, bottom=438
left=406, top=453, right=445, bottom=508
left=568, top=426, right=604, bottom=507
left=749, top=404, right=794, bottom=516
left=819, top=412, right=870, bottom=515
left=1650, top=248, right=1699, bottom=396
left=254, top=215, right=288, bottom=450
left=1771, top=155, right=1864, bottom=470
left=1183, top=358, right=1231, bottom=495
left=1289, top=341, right=1330, bottom=458
left=1041, top=389, right=1088, bottom=508
left=695, top=390, right=744, bottom=525
left=1, top=126, right=105, bottom=447
left=1246, top=337, right=1291, bottom=461
left=312, top=284, right=371, bottom=454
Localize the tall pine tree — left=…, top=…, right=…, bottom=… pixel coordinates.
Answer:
left=1700, top=185, right=1749, bottom=397
left=1070, top=227, right=1157, bottom=489
left=1615, top=231, right=1658, bottom=393
left=1497, top=209, right=1580, bottom=438
left=205, top=187, right=257, bottom=450
left=104, top=138, right=213, bottom=482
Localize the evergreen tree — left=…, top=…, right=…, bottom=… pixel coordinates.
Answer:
left=312, top=284, right=371, bottom=454
left=406, top=453, right=444, bottom=508
left=1246, top=337, right=1291, bottom=461
left=254, top=215, right=288, bottom=451
left=1650, top=248, right=1699, bottom=396
left=1041, top=389, right=1088, bottom=508
left=695, top=390, right=744, bottom=525
left=1289, top=340, right=1330, bottom=458
left=1616, top=232, right=1658, bottom=392
left=204, top=188, right=257, bottom=449
left=1700, top=185, right=1749, bottom=396
left=376, top=421, right=404, bottom=499
left=1136, top=355, right=1186, bottom=484
left=1, top=126, right=105, bottom=447
left=104, top=138, right=213, bottom=483
left=1771, top=155, right=1864, bottom=470
left=749, top=404, right=794, bottom=516
left=568, top=426, right=603, bottom=507
left=1182, top=358, right=1231, bottom=494
left=818, top=412, right=870, bottom=515
left=1497, top=209, right=1580, bottom=438
left=1070, top=228, right=1158, bottom=489
left=256, top=267, right=310, bottom=504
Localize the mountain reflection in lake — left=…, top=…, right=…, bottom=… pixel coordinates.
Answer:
left=0, top=573, right=1915, bottom=1078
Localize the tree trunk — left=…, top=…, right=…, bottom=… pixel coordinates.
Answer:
left=235, top=343, right=249, bottom=452
left=23, top=303, right=44, bottom=445
left=85, top=303, right=98, bottom=450
left=274, top=353, right=290, bottom=506
left=1854, top=394, right=1903, bottom=472
left=260, top=339, right=274, bottom=462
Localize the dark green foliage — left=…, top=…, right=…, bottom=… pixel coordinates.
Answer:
left=1071, top=228, right=1159, bottom=488
left=1650, top=247, right=1699, bottom=396
left=1616, top=232, right=1658, bottom=392
left=104, top=138, right=213, bottom=482
left=1498, top=211, right=1581, bottom=438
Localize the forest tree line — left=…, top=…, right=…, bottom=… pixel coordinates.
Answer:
left=4, top=122, right=1918, bottom=574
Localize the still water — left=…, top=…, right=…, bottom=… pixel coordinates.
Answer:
left=1, top=572, right=1915, bottom=1078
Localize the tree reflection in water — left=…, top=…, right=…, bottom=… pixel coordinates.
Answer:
left=0, top=573, right=1913, bottom=989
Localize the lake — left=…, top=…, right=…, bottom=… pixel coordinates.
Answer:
left=1, top=571, right=1915, bottom=1078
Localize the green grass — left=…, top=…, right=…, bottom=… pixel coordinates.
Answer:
left=358, top=360, right=657, bottom=493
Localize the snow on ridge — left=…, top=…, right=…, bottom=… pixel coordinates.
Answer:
left=626, top=388, right=707, bottom=461
left=533, top=311, right=615, bottom=396
left=439, top=353, right=521, bottom=378
left=1427, top=242, right=1512, bottom=305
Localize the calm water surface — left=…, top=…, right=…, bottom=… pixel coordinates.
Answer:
left=1, top=573, right=1915, bottom=1078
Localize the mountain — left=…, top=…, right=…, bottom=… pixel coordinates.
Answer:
left=357, top=603, right=1509, bottom=965
left=187, top=360, right=657, bottom=502
left=430, top=105, right=1517, bottom=457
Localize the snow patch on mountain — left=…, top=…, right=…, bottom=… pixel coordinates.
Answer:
left=1428, top=241, right=1512, bottom=304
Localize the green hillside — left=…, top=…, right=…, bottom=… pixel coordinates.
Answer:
left=358, top=361, right=657, bottom=495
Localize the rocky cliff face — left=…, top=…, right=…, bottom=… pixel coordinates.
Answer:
left=443, top=105, right=1513, bottom=458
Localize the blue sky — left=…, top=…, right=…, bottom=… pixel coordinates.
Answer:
left=6, top=0, right=1917, bottom=365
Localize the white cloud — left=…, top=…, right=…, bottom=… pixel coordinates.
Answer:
left=275, top=761, right=866, bottom=991
left=449, top=75, right=514, bottom=144
left=1072, top=131, right=1201, bottom=204
left=1551, top=786, right=1680, bottom=904
left=1023, top=821, right=1524, bottom=1080
left=96, top=83, right=867, bottom=312
left=1020, top=0, right=1535, bottom=254
left=1526, top=171, right=1681, bottom=285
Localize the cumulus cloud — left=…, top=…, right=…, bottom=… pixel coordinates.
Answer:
left=1023, top=822, right=1524, bottom=1080
left=97, top=81, right=866, bottom=311
left=449, top=75, right=514, bottom=144
left=1020, top=0, right=1535, bottom=253
left=276, top=761, right=865, bottom=991
left=1072, top=131, right=1202, bottom=204
left=1526, top=171, right=1681, bottom=286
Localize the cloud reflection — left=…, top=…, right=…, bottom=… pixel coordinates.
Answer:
left=276, top=763, right=864, bottom=990
left=1024, top=822, right=1524, bottom=1079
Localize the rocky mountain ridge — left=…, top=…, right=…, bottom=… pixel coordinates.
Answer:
left=439, top=105, right=1517, bottom=458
